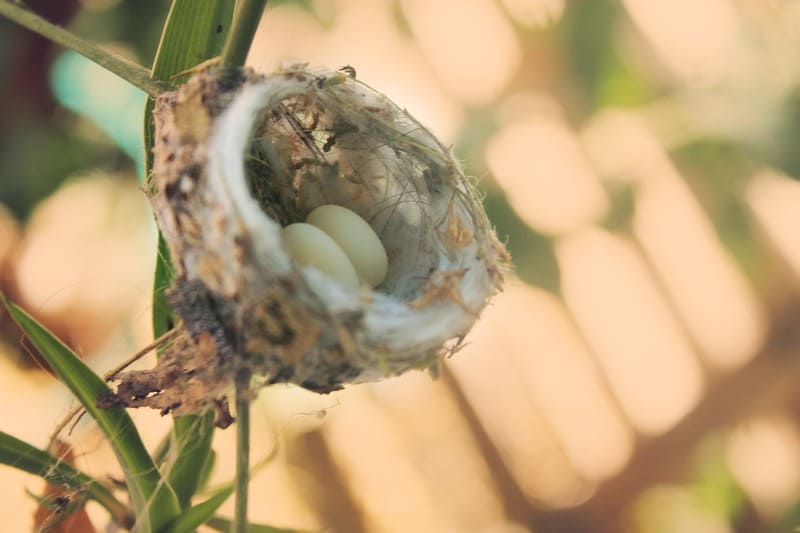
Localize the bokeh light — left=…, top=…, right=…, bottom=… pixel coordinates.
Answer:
left=557, top=227, right=703, bottom=435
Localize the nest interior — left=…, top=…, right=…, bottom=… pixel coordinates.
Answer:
left=245, top=68, right=471, bottom=299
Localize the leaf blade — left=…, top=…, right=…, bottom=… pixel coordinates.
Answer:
left=150, top=0, right=234, bottom=85
left=0, top=430, right=132, bottom=528
left=167, top=412, right=217, bottom=508
left=159, top=486, right=234, bottom=533
left=1, top=296, right=180, bottom=532
left=205, top=516, right=314, bottom=533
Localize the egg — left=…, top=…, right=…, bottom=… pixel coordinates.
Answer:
left=280, top=223, right=359, bottom=288
left=306, top=205, right=389, bottom=287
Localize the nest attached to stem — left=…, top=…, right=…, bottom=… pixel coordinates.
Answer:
left=102, top=65, right=507, bottom=420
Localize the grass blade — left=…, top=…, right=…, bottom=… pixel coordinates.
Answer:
left=166, top=412, right=216, bottom=508
left=0, top=430, right=132, bottom=528
left=145, top=0, right=235, bottom=510
left=159, top=486, right=234, bottom=533
left=150, top=0, right=234, bottom=85
left=1, top=295, right=180, bottom=532
left=197, top=447, right=218, bottom=492
left=0, top=0, right=165, bottom=96
left=152, top=233, right=175, bottom=338
left=205, top=516, right=312, bottom=533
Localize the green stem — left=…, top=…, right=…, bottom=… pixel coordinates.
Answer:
left=233, top=371, right=252, bottom=533
left=87, top=484, right=134, bottom=530
left=220, top=0, right=268, bottom=70
left=0, top=0, right=167, bottom=97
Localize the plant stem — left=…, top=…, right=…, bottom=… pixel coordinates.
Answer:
left=233, top=370, right=252, bottom=533
left=90, top=485, right=136, bottom=530
left=0, top=0, right=167, bottom=97
left=220, top=0, right=268, bottom=70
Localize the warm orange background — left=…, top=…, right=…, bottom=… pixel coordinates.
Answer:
left=2, top=1, right=800, bottom=531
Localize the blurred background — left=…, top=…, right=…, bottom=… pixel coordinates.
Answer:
left=2, top=0, right=800, bottom=531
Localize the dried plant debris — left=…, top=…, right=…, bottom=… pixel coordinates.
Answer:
left=105, top=64, right=507, bottom=418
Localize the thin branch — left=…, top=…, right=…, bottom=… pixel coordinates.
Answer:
left=47, top=329, right=181, bottom=448
left=220, top=0, right=268, bottom=70
left=0, top=0, right=167, bottom=97
left=104, top=328, right=180, bottom=382
left=233, top=370, right=252, bottom=533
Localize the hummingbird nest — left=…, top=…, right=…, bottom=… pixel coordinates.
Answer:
left=103, top=65, right=507, bottom=419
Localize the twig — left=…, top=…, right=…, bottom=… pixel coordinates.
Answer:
left=104, top=328, right=180, bottom=382
left=0, top=0, right=167, bottom=97
left=220, top=0, right=268, bottom=70
left=47, top=329, right=180, bottom=449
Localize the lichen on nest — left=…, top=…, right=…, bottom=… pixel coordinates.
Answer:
left=100, top=64, right=508, bottom=422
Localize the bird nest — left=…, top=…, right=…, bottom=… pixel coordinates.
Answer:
left=101, top=65, right=507, bottom=420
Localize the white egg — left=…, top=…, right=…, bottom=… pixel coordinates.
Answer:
left=281, top=223, right=359, bottom=289
left=306, top=205, right=389, bottom=288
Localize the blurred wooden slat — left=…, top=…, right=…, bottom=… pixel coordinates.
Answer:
left=556, top=227, right=704, bottom=434
left=319, top=387, right=455, bottom=533
left=485, top=113, right=608, bottom=235
left=633, top=159, right=766, bottom=369
left=446, top=313, right=592, bottom=509
left=370, top=373, right=509, bottom=532
left=567, top=311, right=800, bottom=531
left=473, top=281, right=633, bottom=482
left=287, top=430, right=368, bottom=533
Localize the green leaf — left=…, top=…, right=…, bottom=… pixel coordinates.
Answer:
left=167, top=412, right=217, bottom=508
left=152, top=232, right=175, bottom=337
left=1, top=295, right=181, bottom=532
left=150, top=0, right=234, bottom=85
left=152, top=426, right=173, bottom=467
left=159, top=486, right=234, bottom=533
left=144, top=0, right=235, bottom=510
left=205, top=516, right=314, bottom=533
left=197, top=448, right=218, bottom=492
left=0, top=430, right=132, bottom=528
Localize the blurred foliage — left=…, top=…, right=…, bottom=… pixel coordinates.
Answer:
left=773, top=88, right=800, bottom=180
left=559, top=0, right=654, bottom=115
left=672, top=139, right=766, bottom=283
left=0, top=1, right=168, bottom=219
left=483, top=192, right=560, bottom=292
left=51, top=51, right=147, bottom=175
